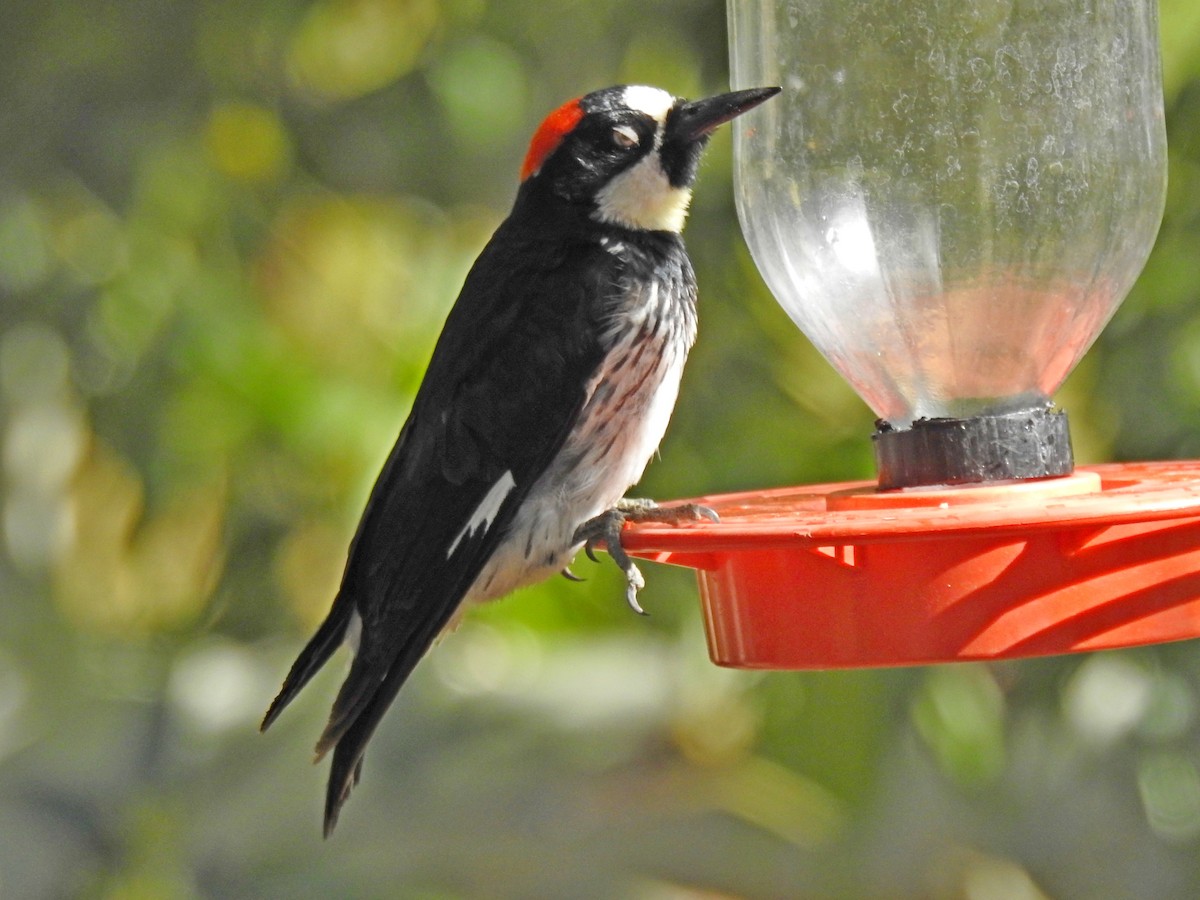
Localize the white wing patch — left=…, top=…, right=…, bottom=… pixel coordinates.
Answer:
left=447, top=470, right=517, bottom=558
left=345, top=610, right=363, bottom=653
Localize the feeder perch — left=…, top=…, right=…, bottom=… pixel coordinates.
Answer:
left=623, top=0, right=1182, bottom=668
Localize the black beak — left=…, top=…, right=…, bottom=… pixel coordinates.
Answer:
left=666, top=86, right=781, bottom=145
left=659, top=86, right=779, bottom=188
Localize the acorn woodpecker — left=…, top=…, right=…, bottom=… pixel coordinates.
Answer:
left=261, top=83, right=780, bottom=834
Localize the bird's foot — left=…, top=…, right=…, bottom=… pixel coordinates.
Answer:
left=573, top=499, right=719, bottom=615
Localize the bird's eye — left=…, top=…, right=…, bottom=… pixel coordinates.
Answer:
left=611, top=125, right=640, bottom=149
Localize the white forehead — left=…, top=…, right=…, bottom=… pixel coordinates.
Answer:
left=621, top=85, right=675, bottom=123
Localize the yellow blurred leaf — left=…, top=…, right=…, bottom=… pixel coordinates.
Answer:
left=273, top=518, right=350, bottom=629
left=287, top=0, right=439, bottom=101
left=255, top=194, right=476, bottom=377
left=204, top=101, right=291, bottom=183
left=54, top=443, right=226, bottom=636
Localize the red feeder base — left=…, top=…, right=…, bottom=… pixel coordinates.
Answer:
left=622, top=461, right=1200, bottom=669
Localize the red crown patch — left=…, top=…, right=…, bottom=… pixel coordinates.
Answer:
left=521, top=97, right=584, bottom=181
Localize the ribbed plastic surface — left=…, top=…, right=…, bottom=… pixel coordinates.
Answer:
left=623, top=462, right=1200, bottom=668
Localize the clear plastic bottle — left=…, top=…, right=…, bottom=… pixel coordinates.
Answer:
left=729, top=0, right=1167, bottom=428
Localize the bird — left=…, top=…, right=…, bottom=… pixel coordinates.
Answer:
left=260, top=82, right=781, bottom=835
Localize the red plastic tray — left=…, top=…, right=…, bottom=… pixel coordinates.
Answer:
left=623, top=462, right=1200, bottom=668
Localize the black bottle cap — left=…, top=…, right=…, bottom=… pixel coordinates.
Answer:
left=872, top=406, right=1074, bottom=490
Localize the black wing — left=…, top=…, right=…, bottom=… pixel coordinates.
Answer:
left=262, top=215, right=621, bottom=833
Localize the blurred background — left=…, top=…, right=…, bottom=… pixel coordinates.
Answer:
left=3, top=0, right=1200, bottom=896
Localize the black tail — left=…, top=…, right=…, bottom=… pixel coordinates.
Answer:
left=260, top=592, right=355, bottom=732
left=321, top=659, right=415, bottom=837
left=316, top=606, right=456, bottom=836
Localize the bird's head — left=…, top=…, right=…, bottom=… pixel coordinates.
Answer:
left=518, top=84, right=780, bottom=233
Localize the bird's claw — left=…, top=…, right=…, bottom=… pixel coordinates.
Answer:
left=573, top=507, right=647, bottom=615
left=573, top=499, right=719, bottom=616
left=623, top=564, right=647, bottom=616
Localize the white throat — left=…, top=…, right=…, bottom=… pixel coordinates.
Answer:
left=593, top=155, right=693, bottom=233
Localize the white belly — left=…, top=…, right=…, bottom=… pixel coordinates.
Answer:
left=466, top=319, right=690, bottom=604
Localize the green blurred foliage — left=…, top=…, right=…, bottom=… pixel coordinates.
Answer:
left=2, top=0, right=1200, bottom=897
